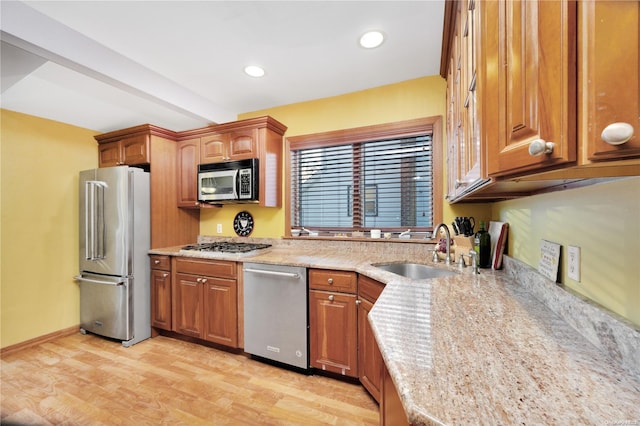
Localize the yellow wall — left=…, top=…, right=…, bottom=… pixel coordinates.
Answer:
left=1, top=109, right=98, bottom=348
left=493, top=177, right=640, bottom=326
left=201, top=76, right=491, bottom=236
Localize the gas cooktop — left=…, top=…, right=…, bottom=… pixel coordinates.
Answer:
left=181, top=242, right=272, bottom=254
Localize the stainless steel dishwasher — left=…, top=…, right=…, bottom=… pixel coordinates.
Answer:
left=243, top=263, right=308, bottom=370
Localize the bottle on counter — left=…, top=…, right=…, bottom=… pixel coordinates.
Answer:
left=474, top=221, right=491, bottom=268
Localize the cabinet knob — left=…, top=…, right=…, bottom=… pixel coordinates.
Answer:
left=601, top=122, right=634, bottom=145
left=355, top=299, right=361, bottom=305
left=328, top=295, right=335, bottom=302
left=162, top=273, right=168, bottom=278
left=327, top=278, right=334, bottom=285
left=528, top=139, right=555, bottom=156
left=154, top=260, right=160, bottom=264
left=201, top=278, right=208, bottom=284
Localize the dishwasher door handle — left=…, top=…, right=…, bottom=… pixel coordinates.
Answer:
left=243, top=268, right=300, bottom=279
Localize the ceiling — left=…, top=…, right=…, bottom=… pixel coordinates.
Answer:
left=1, top=1, right=445, bottom=133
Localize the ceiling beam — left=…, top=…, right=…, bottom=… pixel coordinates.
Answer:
left=0, top=1, right=236, bottom=124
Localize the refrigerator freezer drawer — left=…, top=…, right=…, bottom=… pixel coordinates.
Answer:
left=78, top=274, right=132, bottom=341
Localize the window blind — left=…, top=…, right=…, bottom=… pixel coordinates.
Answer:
left=291, top=134, right=434, bottom=231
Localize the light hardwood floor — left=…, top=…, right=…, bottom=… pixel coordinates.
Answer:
left=1, top=334, right=379, bottom=425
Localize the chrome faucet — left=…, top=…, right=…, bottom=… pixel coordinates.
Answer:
left=431, top=223, right=452, bottom=265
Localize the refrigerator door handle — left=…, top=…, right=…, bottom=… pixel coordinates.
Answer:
left=85, top=180, right=107, bottom=260
left=74, top=275, right=125, bottom=286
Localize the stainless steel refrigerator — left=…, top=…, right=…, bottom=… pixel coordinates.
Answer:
left=75, top=166, right=151, bottom=347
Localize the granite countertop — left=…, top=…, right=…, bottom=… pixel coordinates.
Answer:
left=150, top=239, right=640, bottom=425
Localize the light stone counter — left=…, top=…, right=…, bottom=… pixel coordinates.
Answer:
left=150, top=238, right=640, bottom=425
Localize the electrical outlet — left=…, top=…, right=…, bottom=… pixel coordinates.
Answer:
left=217, top=223, right=223, bottom=234
left=568, top=245, right=580, bottom=282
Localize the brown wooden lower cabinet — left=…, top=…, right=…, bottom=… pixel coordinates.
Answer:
left=150, top=269, right=172, bottom=330
left=358, top=297, right=383, bottom=401
left=172, top=257, right=239, bottom=348
left=202, top=277, right=238, bottom=347
left=309, top=289, right=358, bottom=377
left=381, top=363, right=410, bottom=426
left=150, top=255, right=172, bottom=331
left=357, top=274, right=385, bottom=403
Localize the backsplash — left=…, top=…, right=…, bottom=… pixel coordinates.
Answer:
left=503, top=256, right=640, bottom=379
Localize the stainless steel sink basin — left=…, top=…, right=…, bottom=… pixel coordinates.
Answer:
left=373, top=263, right=456, bottom=280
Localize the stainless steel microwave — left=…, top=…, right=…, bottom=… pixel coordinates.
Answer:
left=198, top=159, right=259, bottom=203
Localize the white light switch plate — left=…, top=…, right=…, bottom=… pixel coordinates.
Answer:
left=568, top=245, right=580, bottom=282
left=217, top=223, right=223, bottom=234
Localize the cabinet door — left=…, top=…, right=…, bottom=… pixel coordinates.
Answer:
left=381, top=364, right=410, bottom=426
left=488, top=0, right=577, bottom=176
left=121, top=134, right=149, bottom=165
left=580, top=1, right=640, bottom=161
left=173, top=273, right=203, bottom=337
left=98, top=141, right=122, bottom=167
left=151, top=269, right=172, bottom=330
left=228, top=129, right=258, bottom=160
left=309, top=290, right=358, bottom=377
left=358, top=298, right=382, bottom=403
left=201, top=133, right=229, bottom=163
left=203, top=277, right=238, bottom=347
left=177, top=138, right=200, bottom=208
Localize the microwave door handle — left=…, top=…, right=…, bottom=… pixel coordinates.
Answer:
left=233, top=169, right=240, bottom=199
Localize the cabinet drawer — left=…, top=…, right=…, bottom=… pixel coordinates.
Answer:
left=150, top=255, right=171, bottom=271
left=175, top=257, right=237, bottom=279
left=309, top=269, right=357, bottom=293
left=358, top=275, right=385, bottom=303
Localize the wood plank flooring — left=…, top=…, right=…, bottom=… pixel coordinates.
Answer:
left=1, top=334, right=379, bottom=425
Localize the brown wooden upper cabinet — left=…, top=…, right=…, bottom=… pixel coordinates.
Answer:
left=442, top=0, right=640, bottom=202
left=98, top=134, right=149, bottom=167
left=95, top=125, right=200, bottom=249
left=487, top=0, right=577, bottom=177
left=579, top=1, right=640, bottom=163
left=176, top=138, right=200, bottom=208
left=200, top=129, right=258, bottom=163
left=178, top=116, right=287, bottom=208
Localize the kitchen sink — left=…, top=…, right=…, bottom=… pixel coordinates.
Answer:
left=373, top=262, right=457, bottom=280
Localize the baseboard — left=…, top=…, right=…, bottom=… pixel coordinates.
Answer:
left=0, top=325, right=80, bottom=357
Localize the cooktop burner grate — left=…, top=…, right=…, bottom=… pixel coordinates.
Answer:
left=181, top=242, right=272, bottom=253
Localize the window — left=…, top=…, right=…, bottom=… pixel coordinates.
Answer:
left=286, top=117, right=443, bottom=234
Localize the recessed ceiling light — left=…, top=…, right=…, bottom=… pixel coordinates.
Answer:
left=244, top=65, right=265, bottom=77
left=359, top=31, right=385, bottom=49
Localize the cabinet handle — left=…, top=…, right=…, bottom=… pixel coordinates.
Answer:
left=355, top=299, right=361, bottom=305
left=162, top=273, right=168, bottom=278
left=327, top=278, right=334, bottom=285
left=328, top=295, right=335, bottom=302
left=154, top=259, right=161, bottom=264
left=528, top=139, right=555, bottom=156
left=601, top=122, right=634, bottom=145
left=196, top=277, right=208, bottom=283
left=455, top=179, right=468, bottom=189
left=201, top=278, right=208, bottom=284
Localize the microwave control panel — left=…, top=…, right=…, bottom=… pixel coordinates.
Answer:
left=238, top=168, right=252, bottom=199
